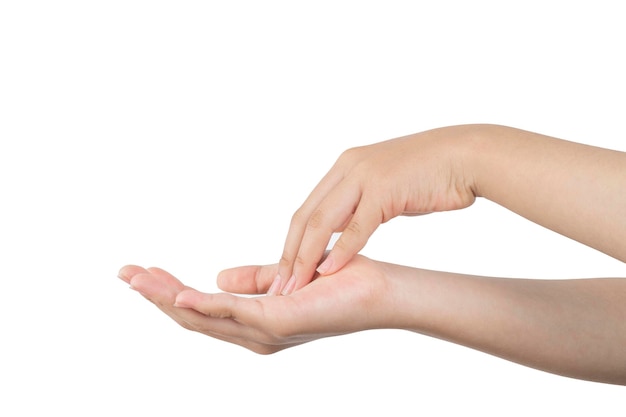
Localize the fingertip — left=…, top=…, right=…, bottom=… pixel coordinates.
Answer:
left=215, top=266, right=240, bottom=289
left=282, top=268, right=320, bottom=294
left=127, top=272, right=150, bottom=296
left=280, top=274, right=297, bottom=295
left=275, top=258, right=294, bottom=296
left=117, top=268, right=130, bottom=283
left=266, top=275, right=282, bottom=296
left=215, top=268, right=230, bottom=290
left=217, top=265, right=278, bottom=294
left=174, top=289, right=194, bottom=308
left=315, top=253, right=334, bottom=275
left=117, top=265, right=146, bottom=284
left=316, top=247, right=354, bottom=276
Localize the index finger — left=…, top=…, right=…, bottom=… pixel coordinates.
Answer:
left=282, top=179, right=362, bottom=293
left=277, top=166, right=345, bottom=290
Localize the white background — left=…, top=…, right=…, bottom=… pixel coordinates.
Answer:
left=1, top=1, right=625, bottom=415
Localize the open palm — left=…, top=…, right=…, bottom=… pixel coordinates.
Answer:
left=119, top=255, right=394, bottom=353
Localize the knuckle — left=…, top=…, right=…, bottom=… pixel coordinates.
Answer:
left=333, top=233, right=350, bottom=250
left=307, top=208, right=325, bottom=230
left=290, top=207, right=308, bottom=228
left=294, top=254, right=307, bottom=267
left=279, top=252, right=292, bottom=267
left=334, top=222, right=367, bottom=253
left=209, top=310, right=230, bottom=319
left=333, top=235, right=351, bottom=252
left=338, top=145, right=365, bottom=166
left=344, top=220, right=362, bottom=236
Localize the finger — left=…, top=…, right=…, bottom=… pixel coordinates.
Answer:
left=216, top=264, right=278, bottom=294
left=127, top=272, right=270, bottom=347
left=124, top=268, right=296, bottom=353
left=175, top=289, right=254, bottom=319
left=134, top=284, right=272, bottom=351
left=315, top=196, right=382, bottom=276
left=129, top=267, right=186, bottom=304
left=118, top=264, right=149, bottom=284
left=146, top=266, right=186, bottom=286
left=277, top=165, right=346, bottom=287
left=287, top=180, right=362, bottom=293
left=174, top=290, right=272, bottom=341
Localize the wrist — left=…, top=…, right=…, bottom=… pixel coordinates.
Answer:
left=455, top=123, right=525, bottom=201
left=454, top=124, right=501, bottom=200
left=380, top=261, right=438, bottom=331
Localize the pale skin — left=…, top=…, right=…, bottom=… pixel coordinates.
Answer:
left=118, top=124, right=626, bottom=385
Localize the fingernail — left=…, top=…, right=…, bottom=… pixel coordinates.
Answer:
left=316, top=254, right=334, bottom=275
left=281, top=274, right=296, bottom=295
left=129, top=284, right=145, bottom=297
left=267, top=275, right=282, bottom=296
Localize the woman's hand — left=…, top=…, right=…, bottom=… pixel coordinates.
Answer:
left=118, top=255, right=395, bottom=354
left=277, top=123, right=626, bottom=295
left=277, top=125, right=478, bottom=294
left=119, top=256, right=626, bottom=384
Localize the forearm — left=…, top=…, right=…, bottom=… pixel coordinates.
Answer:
left=465, top=124, right=626, bottom=262
left=385, top=262, right=626, bottom=384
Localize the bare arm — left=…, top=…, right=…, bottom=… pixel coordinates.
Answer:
left=119, top=256, right=626, bottom=385
left=277, top=124, right=626, bottom=294
left=468, top=124, right=626, bottom=262
left=387, top=262, right=626, bottom=385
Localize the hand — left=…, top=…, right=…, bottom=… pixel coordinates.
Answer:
left=277, top=125, right=478, bottom=294
left=118, top=256, right=626, bottom=384
left=118, top=255, right=395, bottom=354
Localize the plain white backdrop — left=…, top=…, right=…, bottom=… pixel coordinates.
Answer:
left=1, top=1, right=625, bottom=415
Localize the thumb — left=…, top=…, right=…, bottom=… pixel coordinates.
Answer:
left=217, top=264, right=279, bottom=294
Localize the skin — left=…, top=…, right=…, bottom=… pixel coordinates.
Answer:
left=118, top=257, right=626, bottom=385
left=119, top=124, right=626, bottom=385
left=278, top=124, right=626, bottom=292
